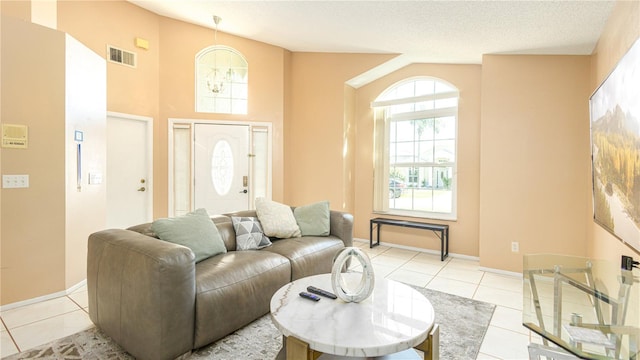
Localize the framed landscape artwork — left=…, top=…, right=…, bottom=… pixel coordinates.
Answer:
left=590, top=37, right=640, bottom=252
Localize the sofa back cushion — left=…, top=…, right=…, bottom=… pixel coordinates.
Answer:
left=127, top=222, right=158, bottom=238
left=212, top=215, right=236, bottom=251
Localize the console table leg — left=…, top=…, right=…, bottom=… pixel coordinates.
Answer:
left=440, top=230, right=444, bottom=261
left=286, top=336, right=322, bottom=360
left=370, top=220, right=374, bottom=248
left=415, top=324, right=439, bottom=360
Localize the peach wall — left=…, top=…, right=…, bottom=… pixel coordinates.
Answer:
left=353, top=64, right=482, bottom=256
left=479, top=55, right=592, bottom=272
left=58, top=1, right=290, bottom=216
left=1, top=16, right=67, bottom=304
left=588, top=1, right=640, bottom=261
left=157, top=16, right=288, bottom=208
left=57, top=0, right=162, bottom=214
left=0, top=15, right=2, bottom=305
left=2, top=0, right=638, bottom=305
left=286, top=52, right=395, bottom=210
left=0, top=1, right=30, bottom=21
left=344, top=85, right=356, bottom=211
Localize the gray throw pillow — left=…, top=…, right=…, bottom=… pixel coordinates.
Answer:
left=231, top=217, right=272, bottom=250
left=294, top=201, right=330, bottom=236
left=151, top=208, right=227, bottom=262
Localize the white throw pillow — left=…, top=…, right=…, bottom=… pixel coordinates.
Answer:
left=255, top=197, right=301, bottom=238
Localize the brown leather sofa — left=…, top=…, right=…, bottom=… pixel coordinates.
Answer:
left=87, top=209, right=353, bottom=360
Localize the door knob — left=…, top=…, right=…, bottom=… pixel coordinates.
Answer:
left=137, top=187, right=146, bottom=192
left=239, top=189, right=248, bottom=194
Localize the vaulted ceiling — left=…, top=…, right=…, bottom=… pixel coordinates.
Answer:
left=129, top=1, right=615, bottom=85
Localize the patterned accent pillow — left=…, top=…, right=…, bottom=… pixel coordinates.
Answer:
left=255, top=198, right=301, bottom=238
left=231, top=216, right=272, bottom=250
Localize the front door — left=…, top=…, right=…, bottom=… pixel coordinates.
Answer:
left=106, top=113, right=152, bottom=228
left=194, top=123, right=250, bottom=214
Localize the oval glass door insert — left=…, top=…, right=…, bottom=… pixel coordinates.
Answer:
left=211, top=139, right=234, bottom=195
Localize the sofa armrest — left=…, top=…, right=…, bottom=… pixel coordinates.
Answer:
left=329, top=210, right=354, bottom=248
left=87, top=229, right=196, bottom=360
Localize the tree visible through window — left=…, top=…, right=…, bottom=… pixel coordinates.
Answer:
left=373, top=78, right=458, bottom=219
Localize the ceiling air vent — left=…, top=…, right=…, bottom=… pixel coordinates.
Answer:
left=107, top=45, right=136, bottom=68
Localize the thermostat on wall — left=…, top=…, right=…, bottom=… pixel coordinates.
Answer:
left=2, top=123, right=28, bottom=149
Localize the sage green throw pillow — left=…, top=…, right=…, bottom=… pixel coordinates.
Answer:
left=151, top=208, right=227, bottom=262
left=294, top=201, right=330, bottom=236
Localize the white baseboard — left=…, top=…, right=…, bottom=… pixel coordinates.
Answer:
left=353, top=237, right=479, bottom=261
left=353, top=237, right=522, bottom=278
left=66, top=279, right=88, bottom=294
left=0, top=279, right=87, bottom=312
left=479, top=266, right=522, bottom=278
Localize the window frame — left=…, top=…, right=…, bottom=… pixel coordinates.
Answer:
left=372, top=77, right=459, bottom=221
left=195, top=45, right=248, bottom=115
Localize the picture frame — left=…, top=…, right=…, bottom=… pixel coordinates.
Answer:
left=589, top=37, right=640, bottom=252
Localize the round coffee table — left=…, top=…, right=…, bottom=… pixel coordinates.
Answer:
left=270, top=273, right=439, bottom=360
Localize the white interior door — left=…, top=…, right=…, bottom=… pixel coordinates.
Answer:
left=194, top=123, right=250, bottom=214
left=106, top=113, right=153, bottom=228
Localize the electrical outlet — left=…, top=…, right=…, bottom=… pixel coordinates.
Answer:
left=511, top=241, right=519, bottom=253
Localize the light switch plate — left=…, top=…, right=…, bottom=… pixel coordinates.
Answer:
left=2, top=174, right=29, bottom=188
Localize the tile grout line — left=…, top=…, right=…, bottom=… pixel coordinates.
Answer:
left=470, top=270, right=486, bottom=299
left=66, top=294, right=87, bottom=313
left=1, top=316, right=21, bottom=353
left=2, top=306, right=86, bottom=334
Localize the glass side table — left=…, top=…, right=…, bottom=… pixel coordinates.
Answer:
left=523, top=254, right=640, bottom=359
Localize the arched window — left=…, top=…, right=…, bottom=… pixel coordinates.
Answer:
left=195, top=46, right=248, bottom=114
left=372, top=77, right=459, bottom=220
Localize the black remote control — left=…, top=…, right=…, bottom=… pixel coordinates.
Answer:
left=307, top=286, right=337, bottom=299
left=299, top=292, right=321, bottom=301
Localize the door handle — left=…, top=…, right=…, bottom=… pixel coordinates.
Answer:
left=137, top=187, right=146, bottom=192
left=239, top=189, right=248, bottom=194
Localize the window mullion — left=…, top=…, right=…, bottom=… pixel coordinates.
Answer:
left=371, top=91, right=459, bottom=108
left=389, top=107, right=456, bottom=121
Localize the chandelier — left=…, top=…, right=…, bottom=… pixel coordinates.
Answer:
left=207, top=15, right=230, bottom=95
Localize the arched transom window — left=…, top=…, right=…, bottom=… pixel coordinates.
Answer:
left=195, top=45, right=248, bottom=114
left=372, top=77, right=459, bottom=220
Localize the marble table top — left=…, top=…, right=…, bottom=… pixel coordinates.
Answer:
left=270, top=273, right=435, bottom=357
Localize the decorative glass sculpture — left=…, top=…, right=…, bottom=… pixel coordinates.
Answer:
left=331, top=247, right=375, bottom=302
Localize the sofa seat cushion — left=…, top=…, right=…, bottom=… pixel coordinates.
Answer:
left=193, top=251, right=291, bottom=348
left=263, top=236, right=345, bottom=281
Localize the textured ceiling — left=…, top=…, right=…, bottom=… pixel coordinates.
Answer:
left=129, top=0, right=615, bottom=85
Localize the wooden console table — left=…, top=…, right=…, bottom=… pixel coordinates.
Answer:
left=370, top=218, right=449, bottom=261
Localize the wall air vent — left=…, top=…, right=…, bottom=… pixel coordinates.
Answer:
left=107, top=45, right=136, bottom=68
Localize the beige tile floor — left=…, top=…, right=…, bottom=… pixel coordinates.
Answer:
left=0, top=241, right=535, bottom=359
